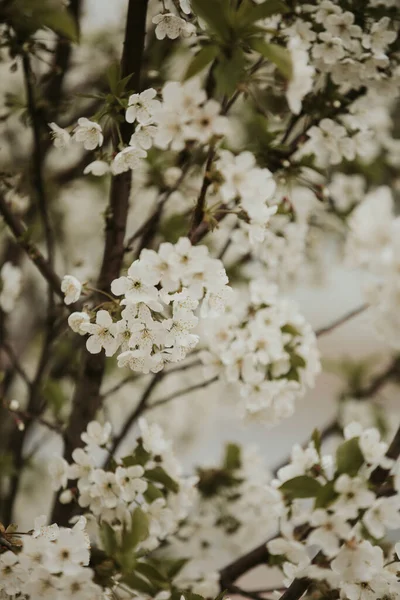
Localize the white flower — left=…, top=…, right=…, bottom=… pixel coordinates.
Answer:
left=61, top=275, right=82, bottom=305
left=325, top=11, right=362, bottom=48
left=130, top=124, right=158, bottom=150
left=287, top=37, right=315, bottom=115
left=328, top=173, right=365, bottom=212
left=331, top=540, right=384, bottom=583
left=152, top=13, right=195, bottom=40
left=44, top=528, right=90, bottom=575
left=0, top=261, right=22, bottom=313
left=48, top=122, right=71, bottom=149
left=307, top=509, right=351, bottom=557
left=312, top=32, right=345, bottom=65
left=80, top=310, right=119, bottom=356
left=126, top=88, right=161, bottom=125
left=179, top=0, right=191, bottom=13
left=90, top=469, right=120, bottom=509
left=81, top=420, right=112, bottom=448
left=49, top=456, right=69, bottom=490
left=111, top=145, right=147, bottom=174
left=111, top=261, right=159, bottom=304
left=0, top=551, right=25, bottom=596
left=73, top=117, right=103, bottom=150
left=363, top=496, right=400, bottom=539
left=362, top=17, right=396, bottom=53
left=83, top=160, right=110, bottom=176
left=32, top=515, right=59, bottom=540
left=115, top=465, right=147, bottom=502
left=139, top=418, right=170, bottom=456
left=68, top=311, right=90, bottom=335
left=333, top=474, right=375, bottom=519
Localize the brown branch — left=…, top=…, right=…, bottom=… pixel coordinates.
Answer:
left=316, top=304, right=368, bottom=337
left=22, top=52, right=55, bottom=275
left=1, top=341, right=32, bottom=388
left=188, top=146, right=216, bottom=242
left=43, top=0, right=82, bottom=114
left=0, top=185, right=63, bottom=301
left=147, top=376, right=218, bottom=412
left=105, top=372, right=163, bottom=468
left=52, top=0, right=150, bottom=526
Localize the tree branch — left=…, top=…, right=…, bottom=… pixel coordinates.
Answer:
left=0, top=188, right=63, bottom=301
left=105, top=372, right=163, bottom=468
left=147, top=376, right=218, bottom=412
left=52, top=0, right=150, bottom=525
left=316, top=304, right=368, bottom=337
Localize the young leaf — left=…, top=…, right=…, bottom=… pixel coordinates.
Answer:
left=40, top=7, right=79, bottom=41
left=314, top=480, right=337, bottom=508
left=100, top=522, right=118, bottom=556
left=122, top=507, right=149, bottom=552
left=242, top=0, right=289, bottom=26
left=280, top=475, right=322, bottom=499
left=185, top=45, right=219, bottom=80
left=121, top=573, right=157, bottom=595
left=191, top=0, right=230, bottom=41
left=311, top=428, right=322, bottom=456
left=249, top=38, right=292, bottom=79
left=336, top=437, right=364, bottom=477
left=223, top=443, right=242, bottom=471
left=146, top=466, right=180, bottom=494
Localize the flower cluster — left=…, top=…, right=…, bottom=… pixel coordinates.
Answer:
left=50, top=418, right=197, bottom=551
left=200, top=279, right=320, bottom=424
left=68, top=237, right=231, bottom=374
left=264, top=424, right=400, bottom=598
left=215, top=150, right=278, bottom=246
left=0, top=516, right=102, bottom=599
left=160, top=443, right=284, bottom=597
left=345, top=186, right=400, bottom=348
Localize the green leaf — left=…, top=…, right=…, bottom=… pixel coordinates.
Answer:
left=162, top=557, right=188, bottom=579
left=185, top=45, right=219, bottom=80
left=106, top=63, right=121, bottom=95
left=291, top=353, right=306, bottom=369
left=241, top=0, right=289, bottom=25
left=122, top=507, right=149, bottom=553
left=214, top=48, right=247, bottom=96
left=311, top=428, right=322, bottom=456
left=281, top=324, right=301, bottom=336
left=191, top=0, right=231, bottom=41
left=146, top=467, right=179, bottom=494
left=135, top=562, right=168, bottom=586
left=223, top=443, right=242, bottom=471
left=249, top=38, right=292, bottom=79
left=315, top=481, right=337, bottom=509
left=280, top=475, right=322, bottom=499
left=121, top=573, right=157, bottom=595
left=40, top=7, right=79, bottom=41
left=336, top=437, right=364, bottom=477
left=100, top=522, right=118, bottom=556
left=143, top=482, right=164, bottom=503
left=5, top=0, right=79, bottom=41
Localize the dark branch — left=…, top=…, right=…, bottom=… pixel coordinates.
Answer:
left=105, top=372, right=163, bottom=467
left=316, top=304, right=368, bottom=337
left=0, top=191, right=63, bottom=301
left=52, top=0, right=150, bottom=525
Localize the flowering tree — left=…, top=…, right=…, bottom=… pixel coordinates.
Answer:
left=0, top=0, right=400, bottom=598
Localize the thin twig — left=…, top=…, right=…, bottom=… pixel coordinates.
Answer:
left=1, top=342, right=32, bottom=388
left=316, top=304, right=368, bottom=337
left=0, top=191, right=63, bottom=301
left=105, top=372, right=163, bottom=467
left=146, top=376, right=218, bottom=412
left=53, top=0, right=150, bottom=526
